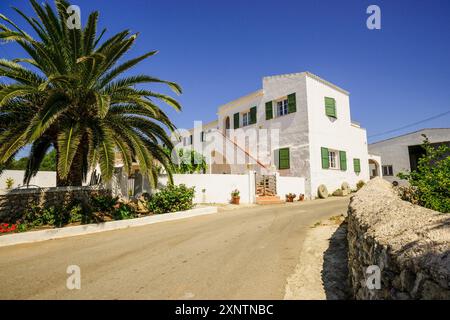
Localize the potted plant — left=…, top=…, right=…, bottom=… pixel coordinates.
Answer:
left=231, top=189, right=240, bottom=205
left=298, top=193, right=305, bottom=201
left=286, top=193, right=296, bottom=202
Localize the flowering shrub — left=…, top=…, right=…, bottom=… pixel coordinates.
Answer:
left=0, top=223, right=16, bottom=233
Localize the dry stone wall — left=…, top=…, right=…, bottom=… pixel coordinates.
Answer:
left=0, top=187, right=111, bottom=220
left=347, top=178, right=449, bottom=300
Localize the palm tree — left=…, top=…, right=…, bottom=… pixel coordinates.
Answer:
left=0, top=0, right=181, bottom=187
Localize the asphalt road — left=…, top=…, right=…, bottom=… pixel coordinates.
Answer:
left=0, top=197, right=349, bottom=299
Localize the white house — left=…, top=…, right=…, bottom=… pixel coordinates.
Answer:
left=179, top=72, right=380, bottom=199
left=368, top=128, right=450, bottom=185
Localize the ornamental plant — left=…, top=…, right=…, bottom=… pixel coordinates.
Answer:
left=0, top=223, right=17, bottom=233
left=231, top=189, right=240, bottom=197
left=5, top=178, right=14, bottom=190
left=148, top=184, right=195, bottom=214
left=398, top=135, right=450, bottom=213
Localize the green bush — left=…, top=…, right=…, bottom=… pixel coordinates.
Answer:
left=90, top=194, right=118, bottom=212
left=356, top=180, right=365, bottom=190
left=16, top=200, right=89, bottom=230
left=398, top=135, right=450, bottom=213
left=112, top=203, right=137, bottom=220
left=148, top=184, right=195, bottom=214
left=5, top=177, right=14, bottom=190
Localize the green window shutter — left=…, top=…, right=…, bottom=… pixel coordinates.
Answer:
left=288, top=93, right=297, bottom=113
left=325, top=97, right=336, bottom=118
left=321, top=147, right=329, bottom=169
left=265, top=101, right=273, bottom=120
left=278, top=148, right=290, bottom=170
left=339, top=151, right=347, bottom=171
left=353, top=158, right=361, bottom=173
left=250, top=106, right=257, bottom=124
left=233, top=112, right=240, bottom=129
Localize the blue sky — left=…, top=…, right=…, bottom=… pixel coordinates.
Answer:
left=1, top=0, right=449, bottom=159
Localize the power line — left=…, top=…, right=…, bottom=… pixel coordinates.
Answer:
left=368, top=109, right=450, bottom=138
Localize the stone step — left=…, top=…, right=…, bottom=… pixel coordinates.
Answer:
left=256, top=196, right=284, bottom=205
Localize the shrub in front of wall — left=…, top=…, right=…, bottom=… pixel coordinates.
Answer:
left=11, top=200, right=91, bottom=230
left=5, top=177, right=14, bottom=190
left=147, top=184, right=195, bottom=214
left=398, top=135, right=450, bottom=213
left=356, top=180, right=366, bottom=191
left=112, top=203, right=137, bottom=220
left=90, top=194, right=119, bottom=213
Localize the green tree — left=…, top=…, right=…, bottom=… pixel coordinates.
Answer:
left=166, top=148, right=207, bottom=174
left=0, top=0, right=180, bottom=186
left=398, top=135, right=450, bottom=213
left=6, top=149, right=57, bottom=171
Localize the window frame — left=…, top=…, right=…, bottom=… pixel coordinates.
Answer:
left=328, top=149, right=340, bottom=170
left=276, top=98, right=289, bottom=117
left=382, top=165, right=393, bottom=176
left=242, top=111, right=250, bottom=127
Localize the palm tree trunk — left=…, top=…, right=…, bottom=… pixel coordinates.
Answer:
left=56, top=148, right=84, bottom=187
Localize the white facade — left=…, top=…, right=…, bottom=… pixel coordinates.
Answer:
left=181, top=72, right=375, bottom=198
left=369, top=128, right=450, bottom=185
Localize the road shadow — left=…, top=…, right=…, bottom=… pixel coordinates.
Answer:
left=321, top=221, right=351, bottom=300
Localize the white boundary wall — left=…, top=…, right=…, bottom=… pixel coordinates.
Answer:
left=158, top=172, right=256, bottom=204
left=276, top=175, right=306, bottom=199
left=0, top=170, right=56, bottom=192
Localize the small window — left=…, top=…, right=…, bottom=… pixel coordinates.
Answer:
left=325, top=97, right=337, bottom=118
left=200, top=131, right=205, bottom=142
left=242, top=112, right=250, bottom=127
left=382, top=165, right=393, bottom=176
left=353, top=158, right=361, bottom=173
left=276, top=99, right=289, bottom=117
left=328, top=150, right=339, bottom=169
left=278, top=148, right=290, bottom=170
left=189, top=135, right=193, bottom=145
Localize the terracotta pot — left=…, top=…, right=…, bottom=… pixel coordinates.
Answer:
left=286, top=197, right=294, bottom=202
left=298, top=194, right=304, bottom=201
left=232, top=196, right=240, bottom=205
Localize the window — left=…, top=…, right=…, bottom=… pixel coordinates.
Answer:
left=189, top=135, right=193, bottom=145
left=321, top=147, right=347, bottom=170
left=325, top=97, right=337, bottom=118
left=328, top=150, right=339, bottom=169
left=265, top=101, right=273, bottom=120
left=354, top=158, right=361, bottom=173
left=278, top=148, right=290, bottom=170
left=382, top=165, right=393, bottom=176
left=233, top=113, right=239, bottom=129
left=242, top=112, right=250, bottom=127
left=276, top=99, right=289, bottom=117
left=200, top=131, right=205, bottom=142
